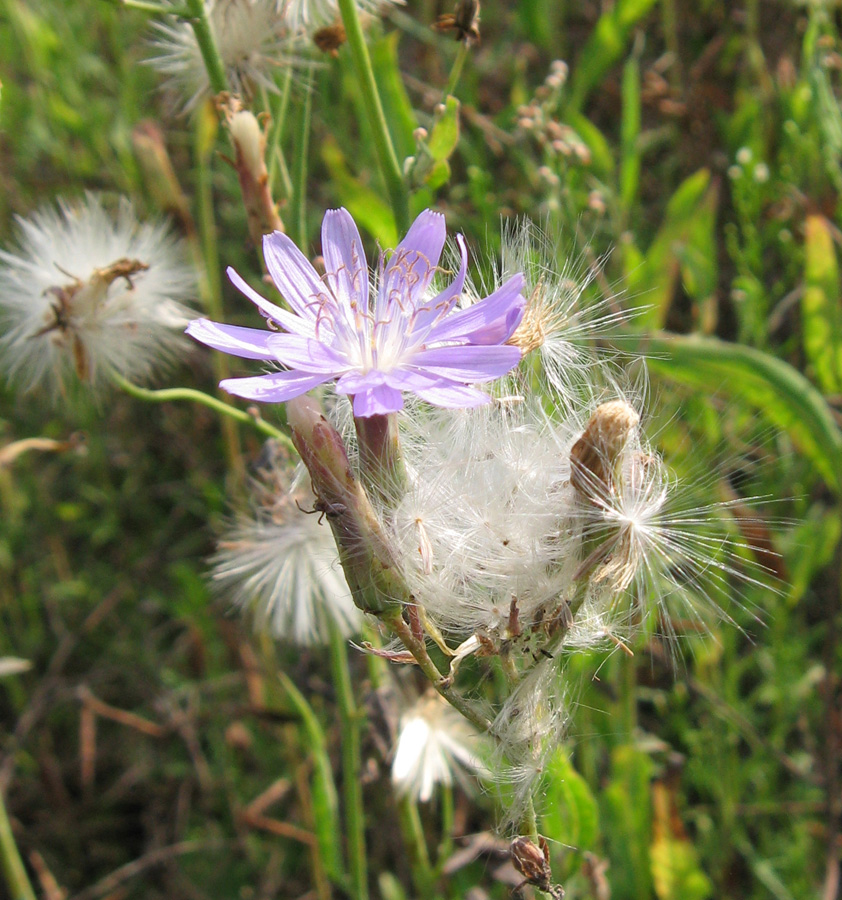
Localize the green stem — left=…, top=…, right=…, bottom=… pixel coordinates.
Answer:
left=112, top=374, right=296, bottom=451
left=354, top=412, right=407, bottom=509
left=328, top=621, right=368, bottom=900
left=293, top=70, right=314, bottom=250
left=266, top=70, right=295, bottom=200
left=194, top=108, right=247, bottom=480
left=396, top=795, right=436, bottom=897
left=444, top=42, right=470, bottom=98
left=436, top=784, right=455, bottom=870
left=0, top=793, right=36, bottom=900
left=384, top=611, right=492, bottom=733
left=336, top=0, right=409, bottom=233
left=121, top=0, right=183, bottom=13
left=184, top=0, right=229, bottom=96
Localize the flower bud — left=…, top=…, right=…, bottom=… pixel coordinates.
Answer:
left=570, top=400, right=640, bottom=504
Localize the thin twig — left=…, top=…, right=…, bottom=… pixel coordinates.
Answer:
left=67, top=840, right=226, bottom=900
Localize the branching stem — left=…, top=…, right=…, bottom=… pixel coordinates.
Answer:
left=112, top=374, right=296, bottom=452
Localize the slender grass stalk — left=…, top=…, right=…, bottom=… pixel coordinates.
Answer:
left=121, top=0, right=184, bottom=12
left=0, top=793, right=36, bottom=900
left=293, top=71, right=314, bottom=250
left=520, top=795, right=539, bottom=844
left=184, top=0, right=229, bottom=95
left=444, top=42, right=470, bottom=98
left=194, top=105, right=246, bottom=479
left=435, top=784, right=455, bottom=872
left=327, top=621, right=369, bottom=900
left=112, top=374, right=296, bottom=451
left=336, top=0, right=409, bottom=232
left=396, top=795, right=437, bottom=897
left=266, top=70, right=295, bottom=200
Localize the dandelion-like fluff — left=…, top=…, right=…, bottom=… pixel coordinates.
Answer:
left=0, top=193, right=197, bottom=398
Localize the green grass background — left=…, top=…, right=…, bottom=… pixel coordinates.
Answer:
left=1, top=0, right=840, bottom=898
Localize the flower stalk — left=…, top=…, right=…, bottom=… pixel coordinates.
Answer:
left=335, top=0, right=409, bottom=233
left=328, top=620, right=369, bottom=900
left=184, top=0, right=229, bottom=96
left=112, top=374, right=295, bottom=451
left=354, top=412, right=407, bottom=508
left=396, top=795, right=436, bottom=897
left=0, top=792, right=36, bottom=900
left=287, top=397, right=405, bottom=616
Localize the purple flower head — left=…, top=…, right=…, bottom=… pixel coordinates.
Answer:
left=187, top=208, right=525, bottom=417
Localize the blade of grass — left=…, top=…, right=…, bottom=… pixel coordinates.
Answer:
left=646, top=333, right=842, bottom=493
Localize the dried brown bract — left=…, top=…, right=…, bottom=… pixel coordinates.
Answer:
left=570, top=400, right=640, bottom=504
left=433, top=0, right=480, bottom=45
left=313, top=22, right=347, bottom=57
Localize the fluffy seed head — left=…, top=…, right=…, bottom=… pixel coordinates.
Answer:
left=149, top=0, right=301, bottom=110
left=282, top=0, right=403, bottom=33
left=495, top=219, right=631, bottom=402
left=390, top=399, right=584, bottom=639
left=212, top=443, right=362, bottom=645
left=0, top=194, right=197, bottom=398
left=391, top=691, right=488, bottom=802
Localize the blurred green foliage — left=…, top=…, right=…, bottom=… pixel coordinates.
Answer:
left=1, top=0, right=841, bottom=898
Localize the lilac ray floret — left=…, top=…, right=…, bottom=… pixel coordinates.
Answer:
left=186, top=207, right=527, bottom=417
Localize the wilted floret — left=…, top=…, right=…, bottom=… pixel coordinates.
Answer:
left=392, top=691, right=488, bottom=802
left=0, top=194, right=196, bottom=398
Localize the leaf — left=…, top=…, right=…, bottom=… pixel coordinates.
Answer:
left=603, top=746, right=654, bottom=900
left=425, top=159, right=451, bottom=190
left=541, top=751, right=600, bottom=862
left=567, top=0, right=659, bottom=111
left=646, top=333, right=842, bottom=493
left=565, top=111, right=614, bottom=177
left=650, top=782, right=713, bottom=900
left=650, top=838, right=713, bottom=900
left=620, top=50, right=642, bottom=213
left=370, top=33, right=418, bottom=163
left=279, top=671, right=344, bottom=885
left=426, top=95, right=460, bottom=163
left=321, top=137, right=398, bottom=247
left=628, top=170, right=719, bottom=329
left=782, top=506, right=842, bottom=605
left=802, top=215, right=842, bottom=393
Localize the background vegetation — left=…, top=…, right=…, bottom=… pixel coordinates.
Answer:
left=1, top=0, right=841, bottom=898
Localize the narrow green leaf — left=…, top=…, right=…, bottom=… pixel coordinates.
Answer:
left=370, top=32, right=418, bottom=162
left=620, top=50, right=642, bottom=213
left=802, top=214, right=842, bottom=393
left=321, top=137, right=398, bottom=247
left=603, top=746, right=654, bottom=900
left=646, top=333, right=842, bottom=493
left=425, top=158, right=451, bottom=190
left=628, top=171, right=718, bottom=328
left=651, top=837, right=713, bottom=900
left=565, top=111, right=614, bottom=177
left=541, top=751, right=599, bottom=858
left=783, top=507, right=842, bottom=605
left=279, top=671, right=344, bottom=884
left=567, top=0, right=658, bottom=111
